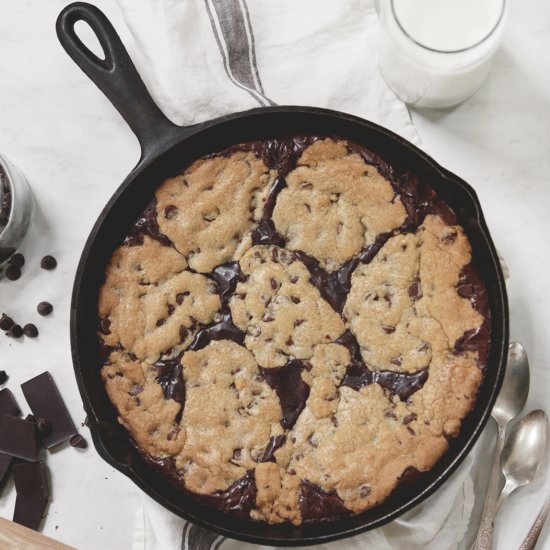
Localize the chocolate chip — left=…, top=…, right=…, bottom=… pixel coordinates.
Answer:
left=164, top=205, right=178, bottom=219
left=69, top=434, right=87, bottom=449
left=270, top=278, right=280, bottom=290
left=457, top=284, right=474, bottom=298
left=9, top=324, right=23, bottom=338
left=0, top=314, right=14, bottom=331
left=291, top=296, right=301, bottom=304
left=289, top=276, right=299, bottom=283
left=408, top=281, right=422, bottom=301
left=403, top=413, right=417, bottom=425
left=233, top=448, right=242, bottom=460
left=5, top=264, right=21, bottom=280
left=9, top=253, right=25, bottom=267
left=99, top=317, right=111, bottom=335
left=37, top=302, right=53, bottom=316
left=359, top=485, right=371, bottom=498
left=176, top=292, right=189, bottom=305
left=36, top=418, right=52, bottom=437
left=23, top=324, right=38, bottom=338
left=383, top=325, right=396, bottom=334
left=0, top=371, right=7, bottom=385
left=390, top=356, right=402, bottom=367
left=40, top=255, right=57, bottom=270
left=179, top=326, right=188, bottom=340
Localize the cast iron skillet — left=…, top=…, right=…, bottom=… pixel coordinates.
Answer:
left=57, top=2, right=508, bottom=545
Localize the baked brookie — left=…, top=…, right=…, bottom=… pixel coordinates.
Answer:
left=97, top=137, right=490, bottom=525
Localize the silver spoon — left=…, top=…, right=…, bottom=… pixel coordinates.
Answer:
left=520, top=492, right=550, bottom=550
left=496, top=409, right=549, bottom=514
left=472, top=341, right=530, bottom=550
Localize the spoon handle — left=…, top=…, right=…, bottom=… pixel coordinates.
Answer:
left=519, top=495, right=550, bottom=550
left=472, top=420, right=506, bottom=550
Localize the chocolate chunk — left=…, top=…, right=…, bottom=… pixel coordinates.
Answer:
left=23, top=323, right=39, bottom=338
left=261, top=435, right=286, bottom=462
left=0, top=314, right=14, bottom=331
left=8, top=324, right=23, bottom=338
left=37, top=301, right=53, bottom=316
left=124, top=199, right=173, bottom=247
left=261, top=360, right=310, bottom=429
left=36, top=418, right=52, bottom=438
left=40, top=255, right=57, bottom=270
left=0, top=453, right=12, bottom=490
left=9, top=253, right=25, bottom=267
left=299, top=480, right=351, bottom=522
left=12, top=462, right=49, bottom=531
left=0, top=371, right=7, bottom=385
left=21, top=372, right=77, bottom=448
left=154, top=359, right=185, bottom=407
left=188, top=310, right=245, bottom=352
left=5, top=264, right=21, bottom=280
left=0, top=416, right=38, bottom=461
left=70, top=434, right=87, bottom=449
left=210, top=261, right=245, bottom=304
left=0, top=388, right=20, bottom=418
left=197, top=470, right=257, bottom=519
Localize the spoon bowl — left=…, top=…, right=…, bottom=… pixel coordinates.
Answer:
left=496, top=409, right=549, bottom=512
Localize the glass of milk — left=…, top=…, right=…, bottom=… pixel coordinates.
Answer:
left=377, top=0, right=507, bottom=109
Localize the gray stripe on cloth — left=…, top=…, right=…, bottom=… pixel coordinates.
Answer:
left=181, top=521, right=226, bottom=550
left=204, top=0, right=275, bottom=106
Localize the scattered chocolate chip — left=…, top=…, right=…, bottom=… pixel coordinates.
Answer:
left=37, top=302, right=53, bottom=316
left=36, top=418, right=52, bottom=437
left=69, top=434, right=87, bottom=449
left=5, top=264, right=21, bottom=280
left=40, top=255, right=57, bottom=270
left=0, top=371, right=7, bottom=385
left=23, top=324, right=38, bottom=338
left=0, top=314, right=14, bottom=331
left=9, top=253, right=25, bottom=267
left=9, top=324, right=23, bottom=338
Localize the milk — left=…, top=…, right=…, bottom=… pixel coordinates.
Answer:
left=378, top=0, right=506, bottom=108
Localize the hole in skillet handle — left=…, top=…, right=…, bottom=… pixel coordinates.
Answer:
left=55, top=2, right=187, bottom=163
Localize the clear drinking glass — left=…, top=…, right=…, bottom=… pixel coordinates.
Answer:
left=377, top=0, right=507, bottom=109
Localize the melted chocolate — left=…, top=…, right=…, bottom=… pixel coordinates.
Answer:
left=188, top=310, right=245, bottom=352
left=154, top=358, right=185, bottom=407
left=299, top=480, right=351, bottom=522
left=455, top=263, right=491, bottom=366
left=124, top=199, right=173, bottom=247
left=261, top=435, right=286, bottom=462
left=251, top=176, right=287, bottom=247
left=261, top=361, right=310, bottom=429
left=337, top=331, right=429, bottom=401
left=198, top=470, right=257, bottom=519
left=252, top=136, right=316, bottom=175
left=210, top=261, right=246, bottom=304
left=292, top=232, right=392, bottom=313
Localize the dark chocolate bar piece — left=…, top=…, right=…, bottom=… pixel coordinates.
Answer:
left=0, top=415, right=38, bottom=461
left=0, top=388, right=20, bottom=420
left=12, top=462, right=49, bottom=531
left=0, top=452, right=12, bottom=492
left=21, top=371, right=77, bottom=448
left=13, top=461, right=49, bottom=497
left=13, top=496, right=49, bottom=531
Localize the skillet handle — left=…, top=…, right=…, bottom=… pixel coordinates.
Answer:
left=56, top=2, right=186, bottom=160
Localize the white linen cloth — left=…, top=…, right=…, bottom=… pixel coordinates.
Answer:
left=113, top=0, right=481, bottom=548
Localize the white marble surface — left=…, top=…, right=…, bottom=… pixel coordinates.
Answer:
left=0, top=1, right=549, bottom=549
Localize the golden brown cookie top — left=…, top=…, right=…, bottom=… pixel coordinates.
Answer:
left=97, top=137, right=489, bottom=525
